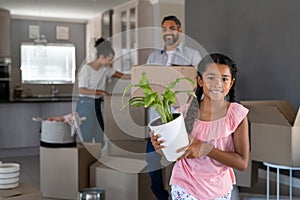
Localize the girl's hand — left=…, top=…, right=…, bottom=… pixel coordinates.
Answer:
left=176, top=137, right=213, bottom=160
left=149, top=130, right=165, bottom=155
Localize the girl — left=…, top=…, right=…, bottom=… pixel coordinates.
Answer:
left=150, top=53, right=249, bottom=200
left=76, top=38, right=130, bottom=145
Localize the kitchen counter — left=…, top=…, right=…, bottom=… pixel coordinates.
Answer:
left=0, top=101, right=73, bottom=157
left=12, top=97, right=76, bottom=102
left=0, top=95, right=78, bottom=103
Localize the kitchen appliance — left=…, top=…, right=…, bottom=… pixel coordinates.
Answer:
left=0, top=57, right=11, bottom=100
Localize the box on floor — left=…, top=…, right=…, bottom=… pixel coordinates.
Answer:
left=90, top=155, right=174, bottom=200
left=0, top=182, right=41, bottom=200
left=241, top=100, right=300, bottom=166
left=40, top=143, right=100, bottom=199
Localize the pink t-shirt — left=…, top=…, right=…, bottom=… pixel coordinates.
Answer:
left=170, top=102, right=249, bottom=200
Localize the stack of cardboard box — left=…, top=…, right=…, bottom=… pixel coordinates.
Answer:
left=40, top=143, right=100, bottom=199
left=89, top=93, right=154, bottom=200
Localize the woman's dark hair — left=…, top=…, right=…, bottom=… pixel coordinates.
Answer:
left=184, top=53, right=238, bottom=134
left=161, top=15, right=181, bottom=28
left=94, top=37, right=115, bottom=58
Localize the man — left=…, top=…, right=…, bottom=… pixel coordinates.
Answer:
left=145, top=15, right=201, bottom=200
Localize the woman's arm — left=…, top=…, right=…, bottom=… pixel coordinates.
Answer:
left=78, top=88, right=109, bottom=96
left=112, top=71, right=131, bottom=79
left=208, top=117, right=250, bottom=171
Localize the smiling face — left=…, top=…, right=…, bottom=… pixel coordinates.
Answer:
left=161, top=20, right=182, bottom=47
left=198, top=63, right=235, bottom=101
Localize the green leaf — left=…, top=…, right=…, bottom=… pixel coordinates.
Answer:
left=144, top=92, right=158, bottom=107
left=162, top=89, right=176, bottom=105
left=123, top=83, right=134, bottom=97
left=121, top=96, right=145, bottom=110
left=167, top=78, right=181, bottom=89
left=130, top=102, right=146, bottom=108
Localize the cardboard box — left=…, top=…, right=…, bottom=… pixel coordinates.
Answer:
left=0, top=182, right=41, bottom=200
left=89, top=156, right=155, bottom=200
left=241, top=100, right=300, bottom=166
left=131, top=66, right=197, bottom=107
left=107, top=140, right=147, bottom=160
left=82, top=142, right=102, bottom=160
left=104, top=94, right=147, bottom=141
left=40, top=144, right=98, bottom=199
left=90, top=155, right=174, bottom=200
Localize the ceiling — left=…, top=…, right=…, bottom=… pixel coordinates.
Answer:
left=0, top=0, right=131, bottom=22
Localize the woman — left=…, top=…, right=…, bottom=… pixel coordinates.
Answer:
left=76, top=37, right=130, bottom=146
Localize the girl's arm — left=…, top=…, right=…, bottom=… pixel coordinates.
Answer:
left=208, top=117, right=249, bottom=171
left=149, top=130, right=164, bottom=155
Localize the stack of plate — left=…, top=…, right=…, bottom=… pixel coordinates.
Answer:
left=0, top=163, right=20, bottom=189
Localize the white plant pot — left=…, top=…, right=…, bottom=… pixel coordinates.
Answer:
left=149, top=113, right=189, bottom=161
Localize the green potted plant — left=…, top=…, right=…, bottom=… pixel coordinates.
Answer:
left=122, top=71, right=195, bottom=161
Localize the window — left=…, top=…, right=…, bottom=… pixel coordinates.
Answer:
left=20, top=43, right=76, bottom=84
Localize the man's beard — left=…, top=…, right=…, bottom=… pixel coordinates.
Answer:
left=163, top=33, right=179, bottom=46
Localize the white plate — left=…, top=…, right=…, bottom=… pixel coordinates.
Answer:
left=0, top=171, right=20, bottom=179
left=0, top=163, right=20, bottom=173
left=0, top=177, right=19, bottom=184
left=0, top=182, right=19, bottom=189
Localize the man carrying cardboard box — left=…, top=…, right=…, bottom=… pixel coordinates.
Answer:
left=144, top=15, right=201, bottom=200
